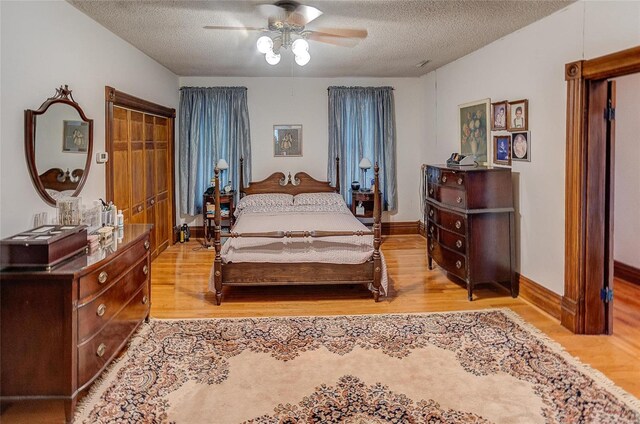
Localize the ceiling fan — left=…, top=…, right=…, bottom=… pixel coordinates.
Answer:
left=204, top=1, right=368, bottom=66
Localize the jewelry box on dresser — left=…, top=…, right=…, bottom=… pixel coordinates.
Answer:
left=424, top=164, right=516, bottom=300
left=0, top=224, right=152, bottom=423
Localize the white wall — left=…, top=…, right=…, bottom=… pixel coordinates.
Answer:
left=0, top=1, right=178, bottom=238
left=422, top=0, right=640, bottom=295
left=614, top=73, right=640, bottom=269
left=180, top=76, right=428, bottom=224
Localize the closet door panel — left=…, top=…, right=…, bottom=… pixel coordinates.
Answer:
left=112, top=107, right=130, bottom=220
left=130, top=112, right=145, bottom=210
left=156, top=193, right=169, bottom=253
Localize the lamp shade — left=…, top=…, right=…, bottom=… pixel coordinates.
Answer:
left=359, top=158, right=372, bottom=169
left=216, top=159, right=229, bottom=170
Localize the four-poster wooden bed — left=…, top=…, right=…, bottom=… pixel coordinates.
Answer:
left=210, top=157, right=383, bottom=305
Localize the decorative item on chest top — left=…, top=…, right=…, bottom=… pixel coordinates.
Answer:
left=0, top=225, right=87, bottom=268
left=459, top=99, right=491, bottom=164
left=57, top=196, right=81, bottom=225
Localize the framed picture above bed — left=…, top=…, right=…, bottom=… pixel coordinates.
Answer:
left=274, top=124, right=302, bottom=157
left=62, top=120, right=89, bottom=153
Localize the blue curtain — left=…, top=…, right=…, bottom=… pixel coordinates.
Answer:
left=179, top=87, right=251, bottom=215
left=327, top=86, right=397, bottom=211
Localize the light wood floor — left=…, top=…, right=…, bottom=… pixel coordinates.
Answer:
left=2, top=235, right=639, bottom=422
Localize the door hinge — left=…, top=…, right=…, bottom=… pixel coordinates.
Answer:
left=605, top=106, right=615, bottom=121
left=600, top=287, right=614, bottom=303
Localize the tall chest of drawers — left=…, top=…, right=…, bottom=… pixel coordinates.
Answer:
left=0, top=224, right=152, bottom=422
left=424, top=165, right=516, bottom=300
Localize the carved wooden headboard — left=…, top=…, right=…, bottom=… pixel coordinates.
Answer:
left=239, top=157, right=340, bottom=196
left=38, top=168, right=83, bottom=192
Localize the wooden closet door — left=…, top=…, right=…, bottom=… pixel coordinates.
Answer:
left=112, top=107, right=130, bottom=222
left=144, top=114, right=157, bottom=257
left=129, top=112, right=146, bottom=224
left=154, top=117, right=170, bottom=253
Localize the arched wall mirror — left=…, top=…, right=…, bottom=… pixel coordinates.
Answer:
left=25, top=85, right=94, bottom=206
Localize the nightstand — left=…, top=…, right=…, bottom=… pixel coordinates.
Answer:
left=203, top=191, right=235, bottom=246
left=351, top=190, right=382, bottom=225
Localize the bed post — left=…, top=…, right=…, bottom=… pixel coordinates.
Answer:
left=239, top=157, right=244, bottom=196
left=335, top=156, right=340, bottom=193
left=372, top=162, right=382, bottom=301
left=213, top=167, right=223, bottom=305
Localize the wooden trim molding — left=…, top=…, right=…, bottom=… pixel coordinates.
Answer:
left=517, top=273, right=562, bottom=320
left=382, top=221, right=420, bottom=236
left=563, top=45, right=640, bottom=334
left=614, top=261, right=640, bottom=286
left=105, top=86, right=176, bottom=118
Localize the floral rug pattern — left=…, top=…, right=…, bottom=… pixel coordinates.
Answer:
left=77, top=310, right=640, bottom=423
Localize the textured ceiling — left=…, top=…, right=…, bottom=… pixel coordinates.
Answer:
left=68, top=0, right=573, bottom=77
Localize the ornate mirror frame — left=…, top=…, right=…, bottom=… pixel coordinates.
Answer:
left=25, top=85, right=94, bottom=206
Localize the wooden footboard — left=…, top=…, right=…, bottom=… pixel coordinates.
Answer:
left=212, top=160, right=383, bottom=305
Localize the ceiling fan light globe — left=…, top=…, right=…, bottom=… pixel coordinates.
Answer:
left=265, top=51, right=281, bottom=65
left=291, top=38, right=309, bottom=55
left=294, top=51, right=311, bottom=66
left=256, top=36, right=273, bottom=54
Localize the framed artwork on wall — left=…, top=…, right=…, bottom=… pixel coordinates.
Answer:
left=491, top=100, right=508, bottom=131
left=273, top=124, right=302, bottom=157
left=62, top=120, right=89, bottom=153
left=459, top=98, right=491, bottom=164
left=493, top=134, right=512, bottom=166
left=512, top=131, right=531, bottom=162
left=507, top=99, right=528, bottom=131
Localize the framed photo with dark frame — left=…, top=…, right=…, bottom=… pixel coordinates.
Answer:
left=62, top=120, right=89, bottom=153
left=507, top=99, right=528, bottom=131
left=512, top=131, right=531, bottom=162
left=493, top=134, right=512, bottom=166
left=459, top=98, right=491, bottom=164
left=273, top=124, right=302, bottom=157
left=491, top=100, right=508, bottom=131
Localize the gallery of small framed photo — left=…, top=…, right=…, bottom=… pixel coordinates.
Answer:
left=273, top=124, right=302, bottom=157
left=493, top=135, right=512, bottom=166
left=507, top=99, right=528, bottom=131
left=491, top=100, right=508, bottom=131
left=512, top=131, right=531, bottom=162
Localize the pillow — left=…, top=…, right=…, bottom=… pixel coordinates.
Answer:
left=235, top=193, right=294, bottom=212
left=293, top=192, right=345, bottom=206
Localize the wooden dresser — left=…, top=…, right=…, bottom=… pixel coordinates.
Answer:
left=0, top=224, right=152, bottom=422
left=424, top=165, right=516, bottom=300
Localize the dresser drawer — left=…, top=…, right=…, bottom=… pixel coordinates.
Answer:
left=79, top=236, right=150, bottom=299
left=438, top=186, right=467, bottom=209
left=435, top=227, right=466, bottom=254
left=77, top=283, right=149, bottom=388
left=438, top=170, right=466, bottom=188
left=427, top=238, right=467, bottom=280
left=437, top=208, right=466, bottom=236
left=77, top=257, right=149, bottom=343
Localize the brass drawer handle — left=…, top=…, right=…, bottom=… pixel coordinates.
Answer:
left=96, top=304, right=106, bottom=317
left=456, top=240, right=463, bottom=248
left=138, top=205, right=143, bottom=213
left=150, top=199, right=155, bottom=205
left=96, top=343, right=106, bottom=357
left=98, top=271, right=108, bottom=284
left=429, top=209, right=434, bottom=217
left=143, top=265, right=149, bottom=275
left=144, top=240, right=150, bottom=250
left=456, top=196, right=462, bottom=204
left=456, top=260, right=462, bottom=269
left=442, top=176, right=447, bottom=183
left=457, top=177, right=463, bottom=185
left=142, top=295, right=149, bottom=305
left=455, top=220, right=462, bottom=229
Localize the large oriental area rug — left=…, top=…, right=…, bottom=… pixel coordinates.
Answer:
left=76, top=310, right=640, bottom=423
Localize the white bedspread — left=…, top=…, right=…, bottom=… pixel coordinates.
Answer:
left=210, top=203, right=388, bottom=296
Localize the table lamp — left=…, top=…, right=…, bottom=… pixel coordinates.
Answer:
left=216, top=159, right=229, bottom=188
left=359, top=158, right=372, bottom=191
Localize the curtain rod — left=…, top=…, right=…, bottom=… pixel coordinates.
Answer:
left=327, top=86, right=394, bottom=92
left=180, top=86, right=247, bottom=91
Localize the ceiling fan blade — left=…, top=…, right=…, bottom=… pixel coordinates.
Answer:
left=203, top=25, right=266, bottom=31
left=307, top=32, right=361, bottom=47
left=290, top=4, right=323, bottom=25
left=313, top=28, right=368, bottom=39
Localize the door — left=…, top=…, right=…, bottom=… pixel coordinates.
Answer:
left=584, top=79, right=616, bottom=334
